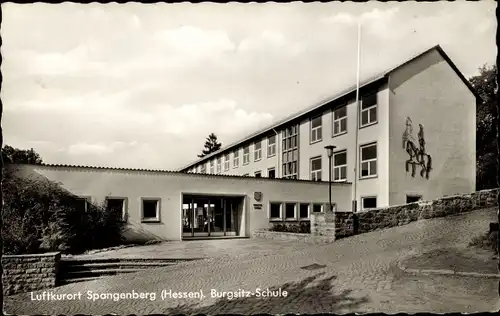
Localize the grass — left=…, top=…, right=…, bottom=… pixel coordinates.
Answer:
left=469, top=231, right=498, bottom=254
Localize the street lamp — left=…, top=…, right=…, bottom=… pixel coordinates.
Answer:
left=325, top=145, right=336, bottom=212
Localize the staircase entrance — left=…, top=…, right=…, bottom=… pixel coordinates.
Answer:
left=182, top=194, right=243, bottom=239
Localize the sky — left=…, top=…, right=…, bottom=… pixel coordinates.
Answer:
left=1, top=1, right=496, bottom=170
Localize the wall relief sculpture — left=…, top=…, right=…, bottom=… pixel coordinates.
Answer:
left=402, top=117, right=432, bottom=179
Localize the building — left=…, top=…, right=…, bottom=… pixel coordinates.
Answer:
left=16, top=164, right=351, bottom=241
left=179, top=45, right=478, bottom=210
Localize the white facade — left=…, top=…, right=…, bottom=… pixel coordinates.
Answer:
left=181, top=46, right=477, bottom=211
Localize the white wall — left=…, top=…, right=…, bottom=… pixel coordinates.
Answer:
left=388, top=48, right=477, bottom=205
left=18, top=164, right=352, bottom=241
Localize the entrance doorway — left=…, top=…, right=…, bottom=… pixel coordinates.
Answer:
left=182, top=195, right=242, bottom=238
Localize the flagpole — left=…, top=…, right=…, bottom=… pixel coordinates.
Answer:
left=352, top=20, right=361, bottom=214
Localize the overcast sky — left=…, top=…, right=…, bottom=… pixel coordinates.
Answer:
left=2, top=2, right=496, bottom=170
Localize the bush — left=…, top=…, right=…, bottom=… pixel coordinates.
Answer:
left=2, top=166, right=126, bottom=255
left=269, top=222, right=310, bottom=234
left=469, top=231, right=498, bottom=254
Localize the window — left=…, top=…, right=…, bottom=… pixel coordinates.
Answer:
left=254, top=141, right=262, bottom=161
left=333, top=150, right=347, bottom=181
left=233, top=150, right=239, bottom=168
left=360, top=143, right=377, bottom=178
left=106, top=198, right=126, bottom=222
left=268, top=168, right=276, bottom=179
left=142, top=199, right=160, bottom=222
left=310, top=156, right=322, bottom=181
left=360, top=93, right=377, bottom=127
left=313, top=204, right=323, bottom=213
left=243, top=146, right=250, bottom=165
left=268, top=135, right=276, bottom=157
left=285, top=203, right=296, bottom=219
left=361, top=197, right=377, bottom=210
left=200, top=164, right=206, bottom=174
left=270, top=202, right=281, bottom=219
left=74, top=197, right=90, bottom=213
left=299, top=203, right=309, bottom=219
left=217, top=157, right=222, bottom=174
left=333, top=106, right=347, bottom=136
left=310, top=115, right=322, bottom=143
left=210, top=160, right=215, bottom=174
left=224, top=154, right=230, bottom=171
left=282, top=125, right=299, bottom=179
left=406, top=195, right=422, bottom=203
left=255, top=171, right=262, bottom=178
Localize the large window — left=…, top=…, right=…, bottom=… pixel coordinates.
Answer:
left=217, top=157, right=222, bottom=174
left=200, top=164, right=206, bottom=174
left=106, top=198, right=127, bottom=222
left=299, top=203, right=310, bottom=219
left=255, top=171, right=262, bottom=178
left=360, top=93, right=377, bottom=127
left=268, top=135, right=276, bottom=157
left=268, top=168, right=276, bottom=179
left=333, top=150, right=347, bottom=181
left=310, top=156, right=322, bottom=181
left=285, top=203, right=296, bottom=219
left=270, top=202, right=281, bottom=219
left=224, top=153, right=230, bottom=171
left=254, top=141, right=262, bottom=161
left=310, top=115, right=322, bottom=143
left=360, top=143, right=377, bottom=178
left=333, top=106, right=347, bottom=136
left=142, top=198, right=160, bottom=222
left=282, top=125, right=299, bottom=179
left=243, top=146, right=250, bottom=165
left=209, top=160, right=215, bottom=174
left=233, top=150, right=239, bottom=168
left=361, top=197, right=377, bottom=210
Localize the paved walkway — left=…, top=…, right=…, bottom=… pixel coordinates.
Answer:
left=6, top=208, right=499, bottom=314
left=65, top=238, right=313, bottom=261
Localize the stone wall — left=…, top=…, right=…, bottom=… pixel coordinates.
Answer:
left=335, top=188, right=499, bottom=239
left=2, top=252, right=61, bottom=296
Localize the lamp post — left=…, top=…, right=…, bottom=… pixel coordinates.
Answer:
left=325, top=145, right=336, bottom=212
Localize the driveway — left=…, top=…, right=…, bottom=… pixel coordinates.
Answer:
left=5, top=208, right=499, bottom=314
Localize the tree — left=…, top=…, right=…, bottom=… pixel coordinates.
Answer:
left=470, top=64, right=497, bottom=190
left=1, top=145, right=43, bottom=165
left=198, top=133, right=222, bottom=158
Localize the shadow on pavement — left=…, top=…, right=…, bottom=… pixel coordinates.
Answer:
left=167, top=272, right=370, bottom=314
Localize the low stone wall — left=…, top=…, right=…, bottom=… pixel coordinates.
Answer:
left=2, top=252, right=61, bottom=296
left=335, top=188, right=499, bottom=239
left=251, top=230, right=334, bottom=243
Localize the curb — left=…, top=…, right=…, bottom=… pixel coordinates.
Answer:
left=397, top=261, right=500, bottom=279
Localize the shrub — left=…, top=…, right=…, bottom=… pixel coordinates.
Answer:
left=269, top=222, right=310, bottom=234
left=2, top=166, right=126, bottom=255
left=469, top=231, right=498, bottom=254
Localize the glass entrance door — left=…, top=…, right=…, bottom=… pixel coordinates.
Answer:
left=182, top=195, right=241, bottom=238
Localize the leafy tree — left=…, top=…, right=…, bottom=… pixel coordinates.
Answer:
left=198, top=133, right=222, bottom=158
left=2, top=145, right=43, bottom=165
left=470, top=64, right=497, bottom=190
